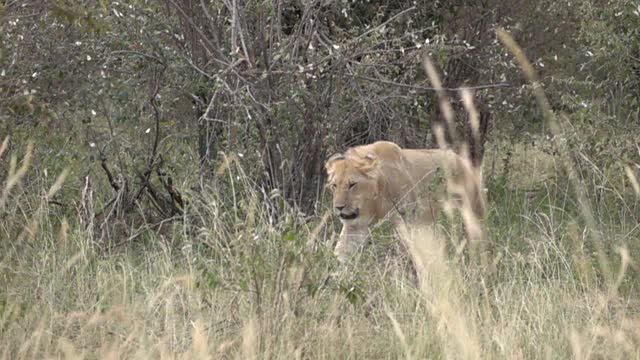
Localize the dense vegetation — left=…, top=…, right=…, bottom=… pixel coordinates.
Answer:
left=1, top=0, right=639, bottom=358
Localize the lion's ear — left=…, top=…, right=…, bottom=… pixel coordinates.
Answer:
left=358, top=152, right=380, bottom=174
left=325, top=153, right=344, bottom=173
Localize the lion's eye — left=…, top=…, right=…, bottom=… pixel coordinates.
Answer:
left=330, top=183, right=337, bottom=189
left=348, top=182, right=357, bottom=190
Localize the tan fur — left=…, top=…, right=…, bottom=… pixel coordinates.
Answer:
left=325, top=141, right=485, bottom=263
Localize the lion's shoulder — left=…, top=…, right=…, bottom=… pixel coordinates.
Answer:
left=345, top=141, right=402, bottom=162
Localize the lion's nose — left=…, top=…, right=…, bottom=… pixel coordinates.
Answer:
left=335, top=205, right=345, bottom=212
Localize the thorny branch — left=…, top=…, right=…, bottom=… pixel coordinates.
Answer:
left=91, top=61, right=183, bottom=245
left=133, top=65, right=165, bottom=203
left=100, top=154, right=120, bottom=192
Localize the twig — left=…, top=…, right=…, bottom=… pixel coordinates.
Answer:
left=113, top=216, right=180, bottom=248
left=99, top=98, right=128, bottom=175
left=149, top=78, right=162, bottom=167
left=137, top=170, right=168, bottom=217
left=133, top=65, right=166, bottom=203
left=100, top=157, right=120, bottom=191
left=355, top=75, right=513, bottom=92
left=157, top=168, right=184, bottom=215
left=110, top=50, right=163, bottom=64
left=166, top=0, right=231, bottom=66
left=353, top=6, right=416, bottom=42
left=94, top=196, right=117, bottom=219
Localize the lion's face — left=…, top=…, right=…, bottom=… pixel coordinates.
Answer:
left=325, top=153, right=380, bottom=224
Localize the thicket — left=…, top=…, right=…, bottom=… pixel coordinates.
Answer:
left=1, top=0, right=636, bottom=218
left=1, top=0, right=640, bottom=358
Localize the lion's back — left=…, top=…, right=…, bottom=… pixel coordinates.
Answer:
left=347, top=141, right=450, bottom=184
left=401, top=148, right=456, bottom=179
left=345, top=141, right=403, bottom=162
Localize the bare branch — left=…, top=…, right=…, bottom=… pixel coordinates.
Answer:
left=353, top=6, right=416, bottom=42
left=109, top=50, right=163, bottom=64
left=100, top=157, right=120, bottom=192
left=166, top=0, right=231, bottom=66
left=355, top=75, right=513, bottom=92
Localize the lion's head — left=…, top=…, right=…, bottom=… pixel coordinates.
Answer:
left=325, top=152, right=381, bottom=224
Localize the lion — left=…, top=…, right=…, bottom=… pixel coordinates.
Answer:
left=325, top=140, right=485, bottom=264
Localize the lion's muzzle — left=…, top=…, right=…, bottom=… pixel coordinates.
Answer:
left=338, top=208, right=359, bottom=221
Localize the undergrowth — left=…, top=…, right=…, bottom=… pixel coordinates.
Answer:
left=1, top=33, right=640, bottom=359
left=1, top=124, right=639, bottom=359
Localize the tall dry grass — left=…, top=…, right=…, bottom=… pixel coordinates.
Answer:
left=2, top=31, right=640, bottom=359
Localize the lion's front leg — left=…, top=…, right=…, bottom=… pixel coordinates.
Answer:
left=334, top=224, right=369, bottom=264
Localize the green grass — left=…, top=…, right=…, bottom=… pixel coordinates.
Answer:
left=2, top=36, right=640, bottom=356
left=1, top=134, right=639, bottom=359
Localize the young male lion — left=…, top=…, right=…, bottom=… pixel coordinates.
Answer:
left=325, top=140, right=484, bottom=264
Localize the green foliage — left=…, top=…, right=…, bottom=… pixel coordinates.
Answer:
left=1, top=128, right=640, bottom=357
left=1, top=0, right=640, bottom=357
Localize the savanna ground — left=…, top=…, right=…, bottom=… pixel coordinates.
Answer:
left=2, top=1, right=640, bottom=359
